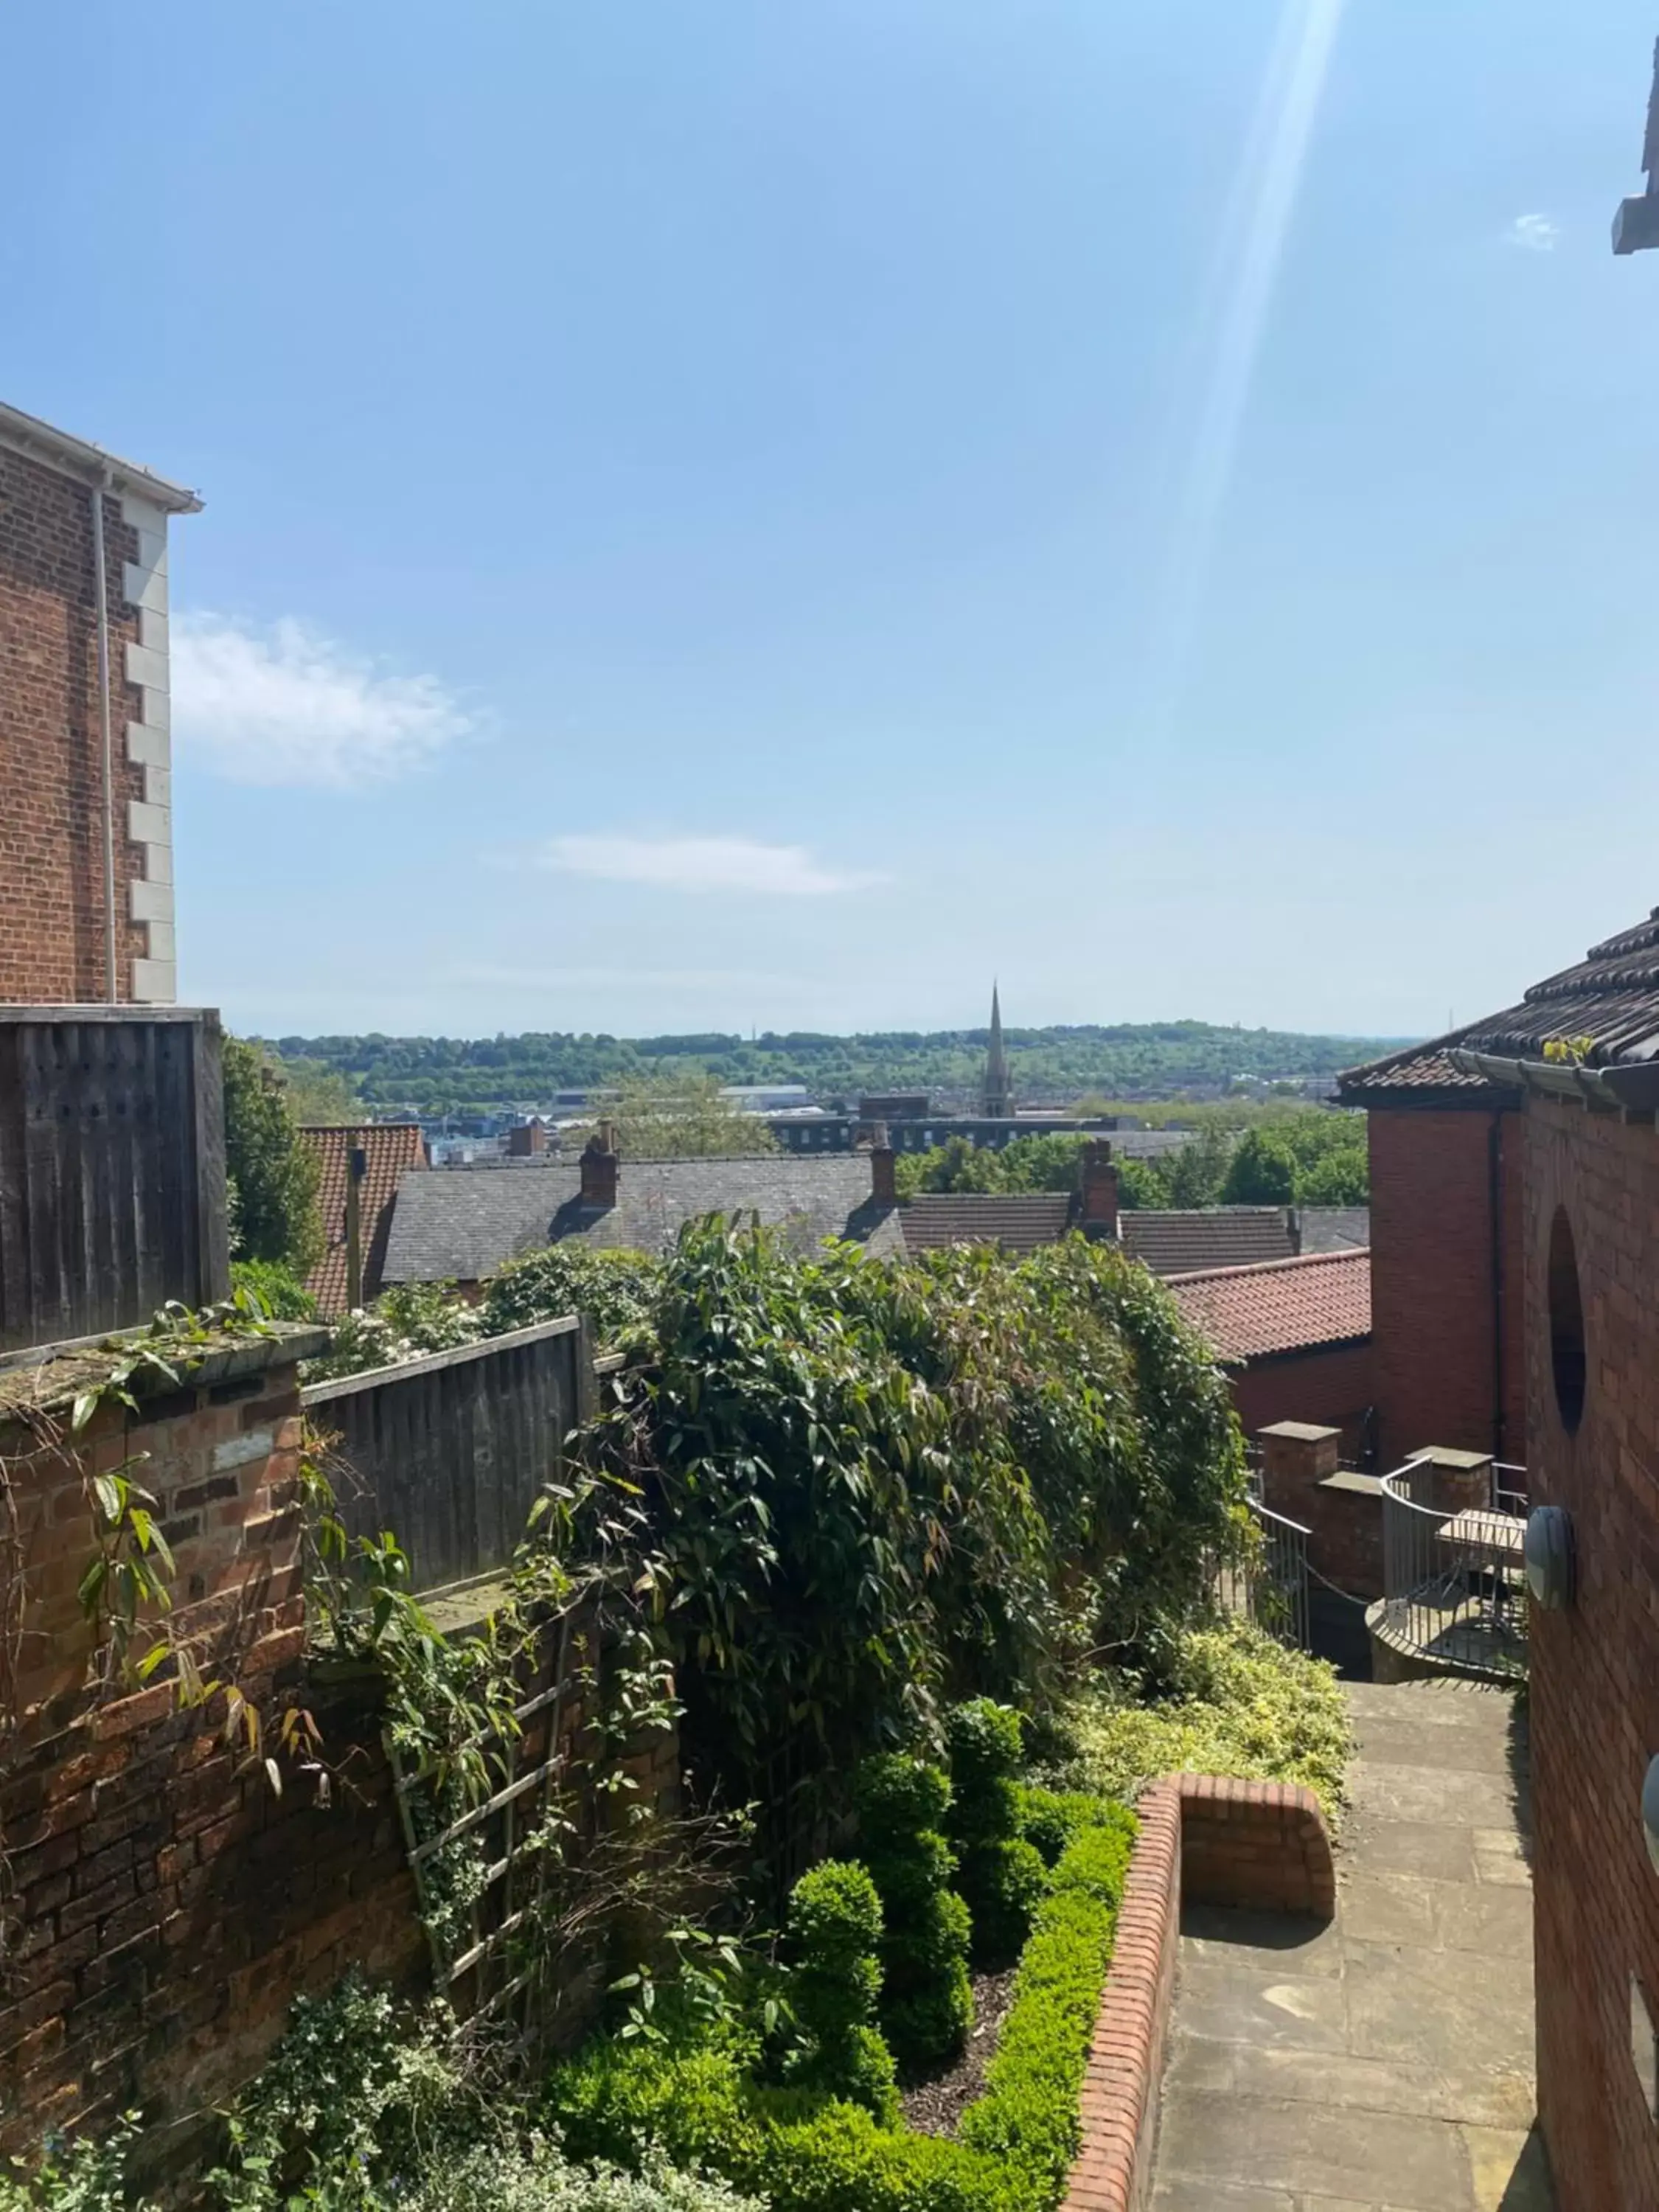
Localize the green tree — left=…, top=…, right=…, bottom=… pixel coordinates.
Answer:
left=1220, top=1130, right=1296, bottom=1206
left=223, top=1038, right=324, bottom=1271
left=1296, top=1145, right=1368, bottom=1206
left=280, top=1057, right=363, bottom=1125
left=1161, top=1125, right=1234, bottom=1207
left=600, top=1074, right=779, bottom=1160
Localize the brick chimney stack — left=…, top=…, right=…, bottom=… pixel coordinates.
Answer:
left=870, top=1127, right=897, bottom=1207
left=1080, top=1139, right=1119, bottom=1238
left=580, top=1127, right=619, bottom=1208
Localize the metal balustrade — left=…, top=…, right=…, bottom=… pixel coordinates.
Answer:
left=1377, top=1456, right=1528, bottom=1681
left=1214, top=1492, right=1312, bottom=1652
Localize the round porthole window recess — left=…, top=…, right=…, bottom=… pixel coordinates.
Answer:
left=1524, top=1505, right=1576, bottom=1610
left=1643, top=1757, right=1659, bottom=1877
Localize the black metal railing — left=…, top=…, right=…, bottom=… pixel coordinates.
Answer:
left=1377, top=1457, right=1528, bottom=1680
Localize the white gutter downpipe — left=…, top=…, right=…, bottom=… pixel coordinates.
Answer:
left=88, top=471, right=117, bottom=1002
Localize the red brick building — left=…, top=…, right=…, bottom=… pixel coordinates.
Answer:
left=1338, top=1026, right=1528, bottom=1470
left=1166, top=1248, right=1373, bottom=1460
left=299, top=1122, right=428, bottom=1317
left=1424, top=901, right=1659, bottom=2208
left=0, top=400, right=200, bottom=1005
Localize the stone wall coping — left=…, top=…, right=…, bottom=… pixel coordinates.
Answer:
left=0, top=1322, right=328, bottom=1425
left=1062, top=1772, right=1335, bottom=2212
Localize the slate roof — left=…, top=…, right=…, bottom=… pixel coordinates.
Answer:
left=896, top=1194, right=1075, bottom=1256
left=299, top=1124, right=428, bottom=1317
left=1168, top=1249, right=1372, bottom=1365
left=1298, top=1207, right=1371, bottom=1254
left=382, top=1155, right=902, bottom=1284
left=1120, top=1208, right=1296, bottom=1277
left=1336, top=902, right=1659, bottom=1104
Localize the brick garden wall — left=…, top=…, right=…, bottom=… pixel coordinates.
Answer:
left=1367, top=1106, right=1527, bottom=1469
left=0, top=448, right=148, bottom=1003
left=1061, top=1775, right=1334, bottom=2212
left=0, top=1343, right=423, bottom=2167
left=0, top=1326, right=678, bottom=2173
left=1525, top=1096, right=1659, bottom=2210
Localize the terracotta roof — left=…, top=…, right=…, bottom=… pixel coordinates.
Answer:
left=896, top=1194, right=1075, bottom=1256
left=383, top=1155, right=904, bottom=1283
left=1121, top=1208, right=1296, bottom=1277
left=300, top=1124, right=428, bottom=1316
left=1337, top=902, right=1659, bottom=1104
left=1168, top=1249, right=1372, bottom=1364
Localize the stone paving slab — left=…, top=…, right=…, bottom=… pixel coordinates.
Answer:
left=1150, top=1679, right=1556, bottom=2212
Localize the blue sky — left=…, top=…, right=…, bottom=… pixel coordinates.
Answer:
left=9, top=1, right=1659, bottom=1040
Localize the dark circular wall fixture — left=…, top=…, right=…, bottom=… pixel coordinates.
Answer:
left=1548, top=1204, right=1587, bottom=1434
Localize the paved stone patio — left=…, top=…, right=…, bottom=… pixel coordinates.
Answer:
left=1150, top=1677, right=1557, bottom=2212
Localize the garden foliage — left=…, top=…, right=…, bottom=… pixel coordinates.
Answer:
left=1062, top=1617, right=1352, bottom=1824
left=854, top=1754, right=973, bottom=2073
left=784, top=1861, right=900, bottom=2123
left=545, top=1802, right=1138, bottom=2212
left=595, top=1221, right=1247, bottom=1859
left=944, top=1702, right=1048, bottom=1966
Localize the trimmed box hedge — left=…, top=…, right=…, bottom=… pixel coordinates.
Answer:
left=544, top=1801, right=1138, bottom=2212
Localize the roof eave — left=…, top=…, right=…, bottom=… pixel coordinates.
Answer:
left=1448, top=1047, right=1659, bottom=1112
left=0, top=400, right=203, bottom=514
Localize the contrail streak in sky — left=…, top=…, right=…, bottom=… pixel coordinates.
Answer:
left=1140, top=0, right=1348, bottom=739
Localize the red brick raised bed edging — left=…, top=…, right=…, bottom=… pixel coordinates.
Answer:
left=1061, top=1775, right=1336, bottom=2212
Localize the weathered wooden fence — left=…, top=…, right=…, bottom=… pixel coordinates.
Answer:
left=0, top=1006, right=229, bottom=1353
left=302, top=1315, right=595, bottom=1590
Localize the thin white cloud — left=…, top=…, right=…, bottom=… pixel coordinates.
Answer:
left=541, top=833, right=880, bottom=897
left=1507, top=212, right=1561, bottom=253
left=172, top=613, right=471, bottom=789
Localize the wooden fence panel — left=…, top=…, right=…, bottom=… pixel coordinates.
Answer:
left=0, top=1006, right=229, bottom=1353
left=302, top=1316, right=588, bottom=1590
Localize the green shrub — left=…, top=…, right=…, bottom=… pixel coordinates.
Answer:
left=785, top=1861, right=900, bottom=2123
left=585, top=1221, right=1248, bottom=1863
left=229, top=1257, right=319, bottom=1321
left=855, top=1754, right=973, bottom=2073
left=945, top=1701, right=1048, bottom=1965
left=481, top=1245, right=661, bottom=1347
left=1016, top=1786, right=1114, bottom=1870
left=1064, top=1618, right=1352, bottom=1825
left=548, top=1809, right=1139, bottom=2212
left=0, top=2115, right=147, bottom=2212
left=957, top=1806, right=1135, bottom=2197
left=546, top=2042, right=1029, bottom=2212
left=403, top=2138, right=766, bottom=2212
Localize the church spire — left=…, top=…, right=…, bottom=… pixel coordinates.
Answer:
left=982, top=983, right=1013, bottom=1119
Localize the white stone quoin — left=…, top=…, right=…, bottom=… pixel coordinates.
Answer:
left=122, top=490, right=176, bottom=1003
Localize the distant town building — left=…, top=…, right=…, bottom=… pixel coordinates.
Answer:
left=0, top=400, right=201, bottom=1004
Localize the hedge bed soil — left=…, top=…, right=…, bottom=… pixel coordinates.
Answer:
left=900, top=1966, right=1019, bottom=2138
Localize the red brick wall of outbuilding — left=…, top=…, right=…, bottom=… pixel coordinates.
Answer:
left=1366, top=1106, right=1527, bottom=1468
left=0, top=447, right=147, bottom=1002
left=1525, top=1094, right=1659, bottom=2210
left=1230, top=1340, right=1374, bottom=1461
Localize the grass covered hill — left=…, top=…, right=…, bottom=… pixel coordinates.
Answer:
left=265, top=1020, right=1410, bottom=1114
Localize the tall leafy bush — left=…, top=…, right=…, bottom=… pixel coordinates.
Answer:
left=593, top=1220, right=1246, bottom=1860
